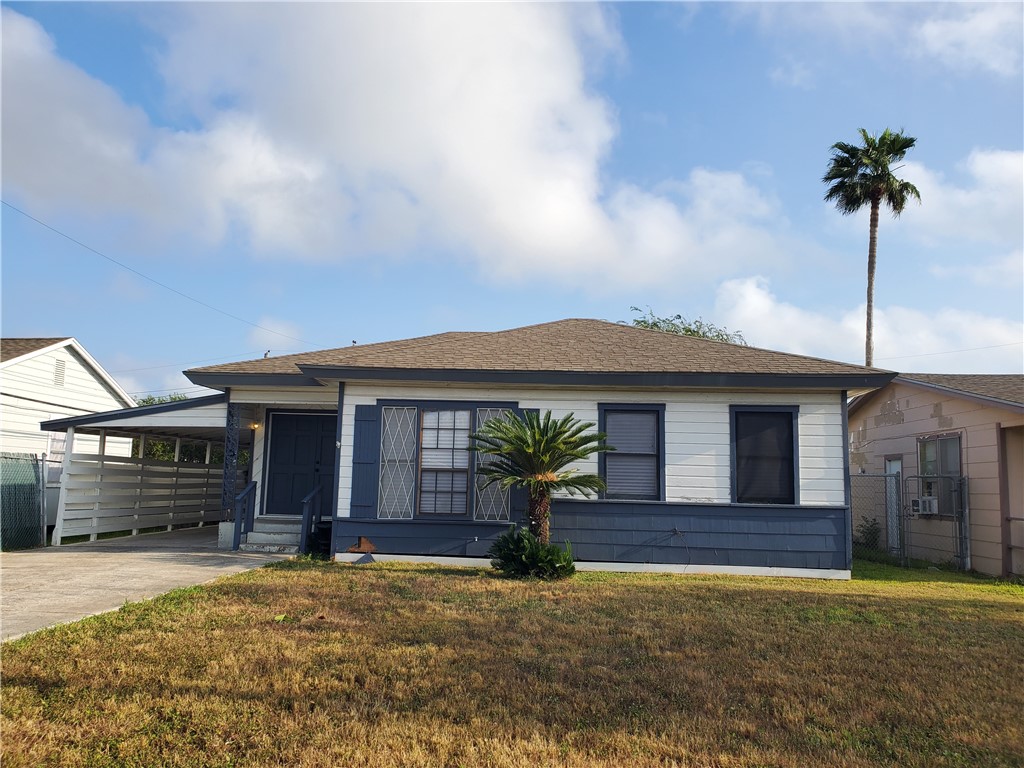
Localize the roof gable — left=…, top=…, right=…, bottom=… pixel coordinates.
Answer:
left=0, top=337, right=72, bottom=364
left=1, top=337, right=136, bottom=408
left=849, top=372, right=1024, bottom=417
left=897, top=373, right=1023, bottom=409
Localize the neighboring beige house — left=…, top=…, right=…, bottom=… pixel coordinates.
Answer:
left=848, top=373, right=1024, bottom=577
left=1, top=338, right=136, bottom=523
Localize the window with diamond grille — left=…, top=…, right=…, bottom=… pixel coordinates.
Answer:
left=474, top=408, right=510, bottom=521
left=419, top=410, right=471, bottom=516
left=378, top=407, right=417, bottom=519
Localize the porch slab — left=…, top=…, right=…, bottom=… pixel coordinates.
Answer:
left=1, top=527, right=291, bottom=642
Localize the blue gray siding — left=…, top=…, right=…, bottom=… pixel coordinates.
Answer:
left=333, top=500, right=849, bottom=570
left=549, top=499, right=849, bottom=570
left=334, top=519, right=519, bottom=557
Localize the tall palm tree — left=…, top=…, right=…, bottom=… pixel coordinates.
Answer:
left=823, top=128, right=921, bottom=367
left=470, top=410, right=611, bottom=545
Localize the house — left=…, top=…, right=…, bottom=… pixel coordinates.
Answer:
left=43, top=320, right=894, bottom=577
left=1, top=338, right=136, bottom=525
left=848, top=373, right=1024, bottom=577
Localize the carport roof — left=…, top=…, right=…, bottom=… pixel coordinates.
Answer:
left=40, top=394, right=253, bottom=444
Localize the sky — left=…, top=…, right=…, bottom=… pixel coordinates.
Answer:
left=2, top=1, right=1022, bottom=401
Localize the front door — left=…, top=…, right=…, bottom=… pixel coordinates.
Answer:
left=264, top=413, right=336, bottom=516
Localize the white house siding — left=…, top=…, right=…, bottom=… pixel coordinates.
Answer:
left=849, top=381, right=1024, bottom=576
left=1, top=345, right=132, bottom=458
left=229, top=386, right=339, bottom=517
left=334, top=382, right=846, bottom=518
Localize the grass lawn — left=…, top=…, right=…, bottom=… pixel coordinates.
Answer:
left=2, top=560, right=1022, bottom=768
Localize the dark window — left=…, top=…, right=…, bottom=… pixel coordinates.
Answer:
left=602, top=408, right=661, bottom=500
left=732, top=408, right=797, bottom=505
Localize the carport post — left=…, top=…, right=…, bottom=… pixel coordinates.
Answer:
left=221, top=402, right=240, bottom=522
left=168, top=437, right=181, bottom=531
left=133, top=434, right=146, bottom=535
left=90, top=429, right=107, bottom=541
left=51, top=426, right=74, bottom=546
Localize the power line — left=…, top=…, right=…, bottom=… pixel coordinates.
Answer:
left=875, top=341, right=1023, bottom=362
left=2, top=200, right=323, bottom=348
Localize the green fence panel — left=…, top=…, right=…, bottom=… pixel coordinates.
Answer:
left=1, top=453, right=43, bottom=551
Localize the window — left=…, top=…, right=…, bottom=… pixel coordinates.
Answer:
left=419, top=410, right=471, bottom=515
left=731, top=407, right=798, bottom=505
left=377, top=404, right=510, bottom=521
left=918, top=434, right=961, bottom=515
left=600, top=405, right=663, bottom=500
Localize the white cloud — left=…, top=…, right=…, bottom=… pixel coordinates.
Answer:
left=2, top=5, right=801, bottom=289
left=913, top=4, right=1023, bottom=77
left=929, top=249, right=1024, bottom=287
left=715, top=276, right=1024, bottom=373
left=900, top=150, right=1024, bottom=248
left=742, top=3, right=1023, bottom=77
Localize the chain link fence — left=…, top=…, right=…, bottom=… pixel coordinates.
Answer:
left=1, top=453, right=45, bottom=551
left=850, top=473, right=905, bottom=565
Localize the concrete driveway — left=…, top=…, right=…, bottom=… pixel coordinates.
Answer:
left=1, top=527, right=291, bottom=642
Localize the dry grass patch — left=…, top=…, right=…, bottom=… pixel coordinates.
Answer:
left=2, top=559, right=1022, bottom=767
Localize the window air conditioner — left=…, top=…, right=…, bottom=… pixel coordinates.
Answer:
left=912, top=496, right=939, bottom=516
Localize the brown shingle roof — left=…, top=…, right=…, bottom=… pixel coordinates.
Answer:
left=188, top=319, right=886, bottom=378
left=0, top=338, right=71, bottom=364
left=899, top=373, right=1024, bottom=407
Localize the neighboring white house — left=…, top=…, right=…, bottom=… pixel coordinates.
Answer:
left=1, top=338, right=136, bottom=523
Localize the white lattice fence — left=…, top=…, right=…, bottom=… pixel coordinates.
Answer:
left=52, top=454, right=223, bottom=544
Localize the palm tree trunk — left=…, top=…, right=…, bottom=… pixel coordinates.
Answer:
left=528, top=489, right=551, bottom=545
left=865, top=197, right=880, bottom=367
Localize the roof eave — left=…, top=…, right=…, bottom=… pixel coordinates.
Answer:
left=298, top=365, right=897, bottom=391
left=183, top=372, right=326, bottom=390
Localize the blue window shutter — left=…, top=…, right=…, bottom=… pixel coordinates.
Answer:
left=350, top=405, right=381, bottom=519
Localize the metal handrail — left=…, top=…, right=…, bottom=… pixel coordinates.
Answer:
left=299, top=484, right=323, bottom=554
left=232, top=481, right=258, bottom=551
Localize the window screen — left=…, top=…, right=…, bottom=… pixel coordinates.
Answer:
left=604, top=409, right=660, bottom=500
left=733, top=410, right=795, bottom=505
left=474, top=408, right=510, bottom=521
left=378, top=407, right=417, bottom=519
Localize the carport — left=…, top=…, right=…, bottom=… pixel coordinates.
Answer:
left=41, top=395, right=256, bottom=546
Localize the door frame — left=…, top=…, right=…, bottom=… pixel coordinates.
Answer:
left=260, top=409, right=339, bottom=518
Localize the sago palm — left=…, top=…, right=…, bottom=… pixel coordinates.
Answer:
left=823, top=128, right=921, bottom=367
left=470, top=410, right=611, bottom=545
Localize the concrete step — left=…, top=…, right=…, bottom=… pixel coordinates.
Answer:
left=251, top=518, right=302, bottom=534
left=244, top=530, right=301, bottom=547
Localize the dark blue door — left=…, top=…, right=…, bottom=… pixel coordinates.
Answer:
left=265, top=413, right=336, bottom=516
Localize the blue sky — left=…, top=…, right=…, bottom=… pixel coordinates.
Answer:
left=2, top=2, right=1022, bottom=399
